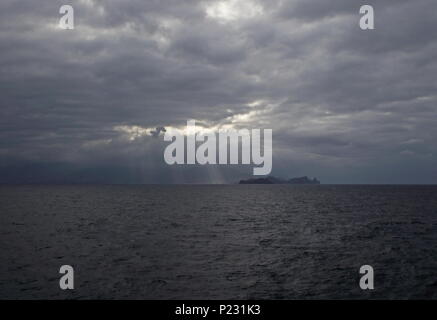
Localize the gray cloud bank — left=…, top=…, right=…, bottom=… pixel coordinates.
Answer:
left=1, top=0, right=437, bottom=184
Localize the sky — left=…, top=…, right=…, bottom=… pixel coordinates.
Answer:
left=0, top=0, right=436, bottom=184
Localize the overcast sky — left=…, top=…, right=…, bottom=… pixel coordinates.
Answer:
left=1, top=0, right=436, bottom=184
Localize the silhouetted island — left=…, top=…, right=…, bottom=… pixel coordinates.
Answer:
left=239, top=176, right=320, bottom=185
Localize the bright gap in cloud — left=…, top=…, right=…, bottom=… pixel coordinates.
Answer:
left=205, top=0, right=263, bottom=23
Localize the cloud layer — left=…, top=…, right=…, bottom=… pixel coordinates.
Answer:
left=1, top=0, right=437, bottom=183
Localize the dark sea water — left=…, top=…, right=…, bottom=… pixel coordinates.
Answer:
left=0, top=185, right=436, bottom=299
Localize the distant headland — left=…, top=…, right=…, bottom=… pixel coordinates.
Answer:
left=239, top=176, right=321, bottom=185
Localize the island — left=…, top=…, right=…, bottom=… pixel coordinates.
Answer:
left=239, top=176, right=320, bottom=185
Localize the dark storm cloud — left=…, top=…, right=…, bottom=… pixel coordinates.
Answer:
left=0, top=0, right=436, bottom=183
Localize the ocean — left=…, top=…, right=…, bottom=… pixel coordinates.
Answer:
left=0, top=185, right=436, bottom=299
